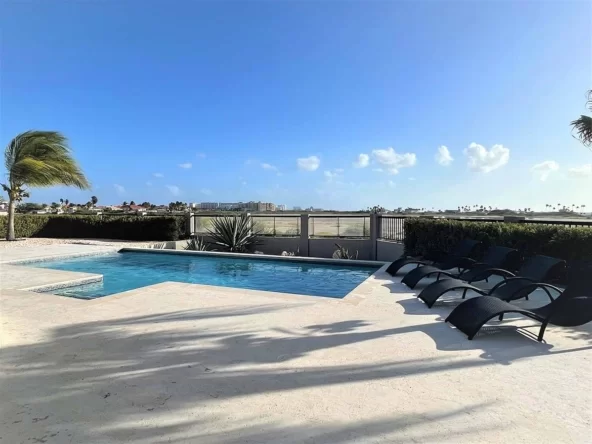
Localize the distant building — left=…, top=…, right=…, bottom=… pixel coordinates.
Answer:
left=244, top=201, right=276, bottom=211
left=277, top=204, right=286, bottom=211
left=199, top=202, right=220, bottom=210
left=293, top=206, right=302, bottom=211
left=219, top=202, right=239, bottom=210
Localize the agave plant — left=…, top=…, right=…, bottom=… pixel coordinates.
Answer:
left=332, top=243, right=358, bottom=260
left=184, top=236, right=209, bottom=251
left=207, top=214, right=262, bottom=252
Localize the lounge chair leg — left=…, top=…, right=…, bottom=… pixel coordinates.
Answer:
left=485, top=277, right=489, bottom=283
left=462, top=288, right=468, bottom=299
left=498, top=314, right=504, bottom=321
left=436, top=273, right=440, bottom=281
left=538, top=322, right=548, bottom=342
left=525, top=295, right=529, bottom=301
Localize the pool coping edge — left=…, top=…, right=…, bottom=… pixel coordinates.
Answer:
left=119, top=247, right=387, bottom=267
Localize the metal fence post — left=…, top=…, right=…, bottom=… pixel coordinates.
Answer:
left=370, top=213, right=378, bottom=260
left=186, top=212, right=191, bottom=237
left=300, top=214, right=310, bottom=257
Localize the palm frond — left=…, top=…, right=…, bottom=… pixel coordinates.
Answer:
left=571, top=115, right=592, bottom=147
left=5, top=130, right=90, bottom=189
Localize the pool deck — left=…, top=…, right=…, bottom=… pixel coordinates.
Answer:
left=1, top=244, right=591, bottom=443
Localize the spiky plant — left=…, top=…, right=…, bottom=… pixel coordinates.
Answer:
left=2, top=131, right=90, bottom=240
left=571, top=90, right=592, bottom=147
left=184, top=236, right=209, bottom=251
left=207, top=214, right=262, bottom=252
left=332, top=243, right=359, bottom=260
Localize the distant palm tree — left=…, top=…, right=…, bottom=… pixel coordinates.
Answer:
left=91, top=195, right=98, bottom=207
left=2, top=131, right=89, bottom=240
left=571, top=90, right=592, bottom=147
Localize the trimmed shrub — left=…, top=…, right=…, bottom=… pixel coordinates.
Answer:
left=0, top=215, right=187, bottom=241
left=404, top=218, right=592, bottom=261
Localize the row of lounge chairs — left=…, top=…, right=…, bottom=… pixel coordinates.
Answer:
left=386, top=240, right=592, bottom=341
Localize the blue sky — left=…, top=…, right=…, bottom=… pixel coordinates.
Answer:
left=1, top=0, right=591, bottom=210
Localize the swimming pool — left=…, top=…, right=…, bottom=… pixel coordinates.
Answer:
left=29, top=251, right=380, bottom=299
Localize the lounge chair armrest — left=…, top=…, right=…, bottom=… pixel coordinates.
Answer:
left=483, top=268, right=516, bottom=278
left=457, top=257, right=478, bottom=269
left=530, top=283, right=564, bottom=301
left=488, top=276, right=535, bottom=295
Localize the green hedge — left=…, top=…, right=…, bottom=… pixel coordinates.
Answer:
left=0, top=215, right=187, bottom=241
left=404, top=218, right=592, bottom=261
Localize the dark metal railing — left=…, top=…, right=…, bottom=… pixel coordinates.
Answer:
left=378, top=216, right=406, bottom=241
left=188, top=213, right=592, bottom=239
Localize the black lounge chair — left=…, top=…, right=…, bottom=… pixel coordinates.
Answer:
left=445, top=282, right=592, bottom=341
left=385, top=239, right=481, bottom=276
left=416, top=255, right=566, bottom=308
left=401, top=246, right=519, bottom=289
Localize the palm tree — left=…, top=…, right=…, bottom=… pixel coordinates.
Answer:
left=2, top=131, right=89, bottom=240
left=571, top=90, right=592, bottom=147
left=91, top=195, right=98, bottom=207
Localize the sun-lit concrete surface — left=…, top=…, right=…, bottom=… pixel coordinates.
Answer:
left=0, top=264, right=102, bottom=291
left=1, top=250, right=591, bottom=443
left=0, top=242, right=119, bottom=264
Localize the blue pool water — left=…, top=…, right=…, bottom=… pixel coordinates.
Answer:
left=29, top=251, right=379, bottom=299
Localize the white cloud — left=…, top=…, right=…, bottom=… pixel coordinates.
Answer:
left=114, top=184, right=125, bottom=195
left=387, top=180, right=396, bottom=188
left=153, top=172, right=164, bottom=178
left=531, top=161, right=559, bottom=181
left=408, top=177, right=416, bottom=181
left=196, top=152, right=206, bottom=159
left=464, top=143, right=510, bottom=173
left=200, top=188, right=212, bottom=195
left=241, top=181, right=247, bottom=186
left=166, top=185, right=180, bottom=196
left=324, top=168, right=345, bottom=182
left=146, top=181, right=152, bottom=187
left=568, top=164, right=592, bottom=177
left=371, top=147, right=417, bottom=175
left=435, top=145, right=453, bottom=166
left=297, top=155, right=320, bottom=171
left=353, top=153, right=369, bottom=168
left=261, top=163, right=278, bottom=172
left=178, top=163, right=192, bottom=169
